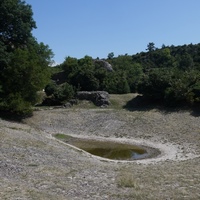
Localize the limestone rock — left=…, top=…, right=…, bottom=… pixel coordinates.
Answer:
left=77, top=91, right=110, bottom=107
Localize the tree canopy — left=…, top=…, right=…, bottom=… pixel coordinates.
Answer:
left=0, top=0, right=53, bottom=115
left=0, top=0, right=36, bottom=48
left=134, top=43, right=200, bottom=106
left=50, top=42, right=200, bottom=108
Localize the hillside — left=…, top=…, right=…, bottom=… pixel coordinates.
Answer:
left=1, top=94, right=200, bottom=199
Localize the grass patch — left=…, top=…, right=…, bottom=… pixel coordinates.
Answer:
left=110, top=93, right=138, bottom=109
left=116, top=171, right=140, bottom=188
left=73, top=100, right=97, bottom=109
left=27, top=163, right=39, bottom=167
left=54, top=133, right=73, bottom=141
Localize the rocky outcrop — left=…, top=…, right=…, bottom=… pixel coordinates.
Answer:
left=94, top=59, right=113, bottom=71
left=77, top=91, right=110, bottom=107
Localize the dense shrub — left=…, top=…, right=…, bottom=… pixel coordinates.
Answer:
left=45, top=81, right=74, bottom=103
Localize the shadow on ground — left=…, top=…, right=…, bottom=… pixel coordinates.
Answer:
left=123, top=95, right=200, bottom=117
left=0, top=110, right=32, bottom=122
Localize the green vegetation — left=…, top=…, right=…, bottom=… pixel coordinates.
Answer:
left=1, top=0, right=200, bottom=115
left=59, top=55, right=143, bottom=94
left=135, top=43, right=200, bottom=106
left=45, top=81, right=74, bottom=103
left=0, top=0, right=53, bottom=115
left=54, top=133, right=74, bottom=141
left=52, top=43, right=200, bottom=108
left=109, top=93, right=138, bottom=109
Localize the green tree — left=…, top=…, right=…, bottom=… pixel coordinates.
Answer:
left=177, top=53, right=194, bottom=70
left=62, top=56, right=79, bottom=75
left=69, top=56, right=99, bottom=91
left=94, top=67, right=108, bottom=90
left=54, top=83, right=74, bottom=102
left=0, top=0, right=53, bottom=115
left=164, top=70, right=200, bottom=105
left=126, top=63, right=143, bottom=92
left=146, top=42, right=156, bottom=52
left=137, top=68, right=172, bottom=100
left=45, top=80, right=75, bottom=103
left=45, top=81, right=57, bottom=96
left=1, top=42, right=53, bottom=113
left=107, top=52, right=114, bottom=59
left=61, top=56, right=79, bottom=85
left=0, top=0, right=36, bottom=48
left=102, top=71, right=130, bottom=94
left=106, top=55, right=143, bottom=92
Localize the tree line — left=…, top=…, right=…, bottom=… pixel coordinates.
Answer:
left=1, top=0, right=200, bottom=115
left=48, top=42, right=200, bottom=107
left=134, top=43, right=200, bottom=106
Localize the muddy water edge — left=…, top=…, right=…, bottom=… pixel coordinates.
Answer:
left=54, top=133, right=161, bottom=161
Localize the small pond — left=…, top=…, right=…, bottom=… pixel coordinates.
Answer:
left=54, top=134, right=160, bottom=161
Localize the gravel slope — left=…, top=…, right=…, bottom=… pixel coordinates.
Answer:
left=1, top=106, right=200, bottom=199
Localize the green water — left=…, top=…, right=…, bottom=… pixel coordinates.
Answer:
left=54, top=134, right=149, bottom=160
left=81, top=147, right=148, bottom=160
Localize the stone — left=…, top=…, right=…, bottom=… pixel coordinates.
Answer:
left=77, top=91, right=110, bottom=107
left=94, top=59, right=113, bottom=71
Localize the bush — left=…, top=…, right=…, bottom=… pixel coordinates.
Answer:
left=44, top=82, right=75, bottom=104
left=54, top=83, right=75, bottom=102
left=45, top=81, right=57, bottom=96
left=102, top=71, right=130, bottom=94
left=137, top=68, right=171, bottom=100
left=0, top=93, right=32, bottom=115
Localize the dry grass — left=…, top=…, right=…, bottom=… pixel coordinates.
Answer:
left=109, top=93, right=138, bottom=109
left=116, top=171, right=140, bottom=188
left=1, top=94, right=200, bottom=200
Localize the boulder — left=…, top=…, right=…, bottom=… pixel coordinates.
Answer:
left=77, top=91, right=110, bottom=107
left=94, top=59, right=113, bottom=71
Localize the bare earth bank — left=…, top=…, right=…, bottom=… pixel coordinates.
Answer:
left=1, top=107, right=200, bottom=199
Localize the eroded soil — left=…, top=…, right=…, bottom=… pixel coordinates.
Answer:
left=1, top=105, right=200, bottom=199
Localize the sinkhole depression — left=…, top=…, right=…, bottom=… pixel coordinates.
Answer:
left=54, top=134, right=160, bottom=161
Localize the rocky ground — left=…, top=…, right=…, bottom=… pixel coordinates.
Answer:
left=1, top=95, right=200, bottom=199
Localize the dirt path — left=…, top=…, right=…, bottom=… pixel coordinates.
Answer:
left=1, top=107, right=200, bottom=199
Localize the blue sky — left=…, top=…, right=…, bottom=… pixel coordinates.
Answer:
left=25, top=0, right=200, bottom=64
